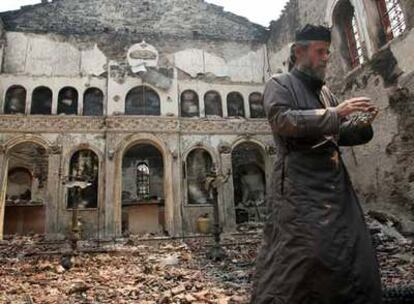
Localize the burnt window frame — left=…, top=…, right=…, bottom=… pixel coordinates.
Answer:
left=376, top=0, right=407, bottom=43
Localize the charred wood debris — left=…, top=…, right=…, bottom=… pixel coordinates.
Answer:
left=0, top=213, right=413, bottom=303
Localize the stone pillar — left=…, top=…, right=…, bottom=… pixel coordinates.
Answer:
left=45, top=145, right=63, bottom=240
left=170, top=143, right=183, bottom=237
left=0, top=145, right=8, bottom=240
left=104, top=140, right=117, bottom=239
left=218, top=144, right=236, bottom=232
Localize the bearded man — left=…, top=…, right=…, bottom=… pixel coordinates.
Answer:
left=251, top=24, right=383, bottom=304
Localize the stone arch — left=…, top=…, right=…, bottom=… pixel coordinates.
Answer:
left=113, top=133, right=174, bottom=236
left=3, top=135, right=52, bottom=156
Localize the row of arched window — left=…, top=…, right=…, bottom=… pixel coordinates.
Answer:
left=2, top=85, right=265, bottom=118
left=180, top=90, right=265, bottom=118
left=334, top=0, right=407, bottom=69
left=3, top=86, right=104, bottom=116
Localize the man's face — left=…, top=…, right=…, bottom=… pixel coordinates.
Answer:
left=296, top=41, right=331, bottom=80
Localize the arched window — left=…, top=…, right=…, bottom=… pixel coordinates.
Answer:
left=186, top=149, right=214, bottom=205
left=333, top=1, right=365, bottom=69
left=249, top=92, right=265, bottom=118
left=180, top=90, right=199, bottom=117
left=136, top=162, right=150, bottom=199
left=125, top=86, right=160, bottom=116
left=376, top=0, right=407, bottom=44
left=204, top=91, right=223, bottom=117
left=31, top=86, right=52, bottom=115
left=58, top=87, right=78, bottom=115
left=83, top=88, right=104, bottom=116
left=67, top=150, right=99, bottom=209
left=227, top=92, right=245, bottom=117
left=4, top=85, right=26, bottom=114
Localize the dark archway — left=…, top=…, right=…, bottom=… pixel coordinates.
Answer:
left=4, top=85, right=26, bottom=114
left=31, top=86, right=52, bottom=115
left=83, top=88, right=104, bottom=116
left=181, top=90, right=199, bottom=117
left=227, top=92, right=245, bottom=117
left=204, top=91, right=223, bottom=117
left=58, top=87, right=78, bottom=115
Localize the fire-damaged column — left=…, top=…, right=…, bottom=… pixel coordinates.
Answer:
left=218, top=143, right=237, bottom=232
left=46, top=145, right=63, bottom=239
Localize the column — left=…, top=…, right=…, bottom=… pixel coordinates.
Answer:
left=45, top=145, right=63, bottom=240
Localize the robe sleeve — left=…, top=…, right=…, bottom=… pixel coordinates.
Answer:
left=264, top=77, right=340, bottom=138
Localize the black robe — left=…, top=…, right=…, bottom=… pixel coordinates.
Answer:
left=251, top=69, right=382, bottom=304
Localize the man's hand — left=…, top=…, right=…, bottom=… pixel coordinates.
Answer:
left=334, top=97, right=376, bottom=118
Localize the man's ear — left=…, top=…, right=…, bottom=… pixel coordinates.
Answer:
left=294, top=44, right=304, bottom=62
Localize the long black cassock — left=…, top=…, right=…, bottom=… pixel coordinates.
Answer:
left=251, top=68, right=383, bottom=304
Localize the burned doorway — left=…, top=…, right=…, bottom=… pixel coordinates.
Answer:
left=122, top=144, right=165, bottom=236
left=231, top=142, right=266, bottom=225
left=3, top=143, right=48, bottom=236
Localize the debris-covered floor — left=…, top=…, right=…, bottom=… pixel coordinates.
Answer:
left=0, top=218, right=413, bottom=304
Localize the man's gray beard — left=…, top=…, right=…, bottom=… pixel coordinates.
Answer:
left=297, top=64, right=326, bottom=81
